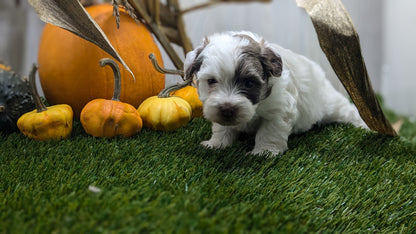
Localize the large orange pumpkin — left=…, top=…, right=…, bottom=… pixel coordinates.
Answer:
left=37, top=4, right=165, bottom=118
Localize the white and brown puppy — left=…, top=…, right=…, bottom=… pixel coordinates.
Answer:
left=185, top=31, right=367, bottom=156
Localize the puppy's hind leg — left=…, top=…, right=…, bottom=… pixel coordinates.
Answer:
left=250, top=118, right=293, bottom=156
left=201, top=123, right=238, bottom=149
left=322, top=92, right=368, bottom=129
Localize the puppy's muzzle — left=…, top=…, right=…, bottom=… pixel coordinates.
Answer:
left=218, top=103, right=239, bottom=124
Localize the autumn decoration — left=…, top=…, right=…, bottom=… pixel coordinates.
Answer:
left=0, top=61, right=35, bottom=133
left=17, top=65, right=73, bottom=140
left=138, top=95, right=192, bottom=132
left=171, top=86, right=203, bottom=118
left=148, top=53, right=203, bottom=119
left=36, top=3, right=165, bottom=118
left=28, top=0, right=396, bottom=135
left=80, top=58, right=142, bottom=138
left=136, top=53, right=193, bottom=131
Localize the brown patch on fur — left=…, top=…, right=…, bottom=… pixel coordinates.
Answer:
left=234, top=33, right=283, bottom=78
left=185, top=39, right=210, bottom=80
left=235, top=35, right=283, bottom=102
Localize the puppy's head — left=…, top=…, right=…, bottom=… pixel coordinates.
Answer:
left=184, top=31, right=283, bottom=126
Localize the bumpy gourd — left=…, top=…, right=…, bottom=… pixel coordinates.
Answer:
left=80, top=58, right=142, bottom=138
left=17, top=64, right=73, bottom=140
left=171, top=86, right=203, bottom=118
left=138, top=96, right=192, bottom=131
left=0, top=62, right=35, bottom=133
left=142, top=53, right=194, bottom=130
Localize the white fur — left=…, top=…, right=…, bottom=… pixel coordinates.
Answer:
left=185, top=31, right=367, bottom=156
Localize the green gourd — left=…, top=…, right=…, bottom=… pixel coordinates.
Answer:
left=0, top=62, right=35, bottom=133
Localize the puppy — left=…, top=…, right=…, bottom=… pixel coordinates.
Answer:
left=184, top=31, right=367, bottom=156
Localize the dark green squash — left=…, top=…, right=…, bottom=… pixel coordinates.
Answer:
left=0, top=62, right=35, bottom=133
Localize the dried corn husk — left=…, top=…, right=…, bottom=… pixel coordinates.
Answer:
left=297, top=0, right=396, bottom=136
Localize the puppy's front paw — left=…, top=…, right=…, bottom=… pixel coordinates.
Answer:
left=201, top=140, right=218, bottom=148
left=249, top=146, right=286, bottom=157
left=201, top=139, right=229, bottom=149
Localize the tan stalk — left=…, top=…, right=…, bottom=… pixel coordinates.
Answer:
left=127, top=0, right=184, bottom=69
left=148, top=53, right=191, bottom=98
left=149, top=53, right=184, bottom=77
left=172, top=0, right=193, bottom=54
left=151, top=0, right=160, bottom=25
left=99, top=58, right=122, bottom=101
left=28, top=64, right=47, bottom=113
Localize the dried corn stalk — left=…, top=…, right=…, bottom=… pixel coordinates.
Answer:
left=297, top=0, right=396, bottom=136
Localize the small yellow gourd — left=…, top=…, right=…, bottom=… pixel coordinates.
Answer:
left=171, top=85, right=203, bottom=118
left=140, top=53, right=193, bottom=131
left=80, top=58, right=142, bottom=138
left=138, top=96, right=192, bottom=131
left=17, top=64, right=73, bottom=140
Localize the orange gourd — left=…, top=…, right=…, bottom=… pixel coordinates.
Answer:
left=37, top=4, right=164, bottom=118
left=80, top=58, right=142, bottom=138
left=171, top=86, right=203, bottom=118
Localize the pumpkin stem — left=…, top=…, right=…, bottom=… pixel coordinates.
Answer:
left=100, top=58, right=121, bottom=101
left=158, top=79, right=193, bottom=98
left=148, top=53, right=192, bottom=98
left=149, top=53, right=184, bottom=77
left=29, top=64, right=47, bottom=113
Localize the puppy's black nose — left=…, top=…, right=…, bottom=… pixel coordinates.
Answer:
left=219, top=103, right=238, bottom=120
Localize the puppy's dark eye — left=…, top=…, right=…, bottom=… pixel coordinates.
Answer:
left=207, top=78, right=218, bottom=85
left=244, top=80, right=256, bottom=88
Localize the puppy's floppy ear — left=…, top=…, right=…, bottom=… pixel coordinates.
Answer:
left=184, top=37, right=209, bottom=80
left=184, top=52, right=204, bottom=81
left=260, top=44, right=283, bottom=78
left=184, top=50, right=198, bottom=79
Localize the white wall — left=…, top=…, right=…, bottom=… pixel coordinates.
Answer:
left=0, top=1, right=29, bottom=73
left=381, top=0, right=416, bottom=117
left=342, top=0, right=383, bottom=92
left=0, top=1, right=44, bottom=93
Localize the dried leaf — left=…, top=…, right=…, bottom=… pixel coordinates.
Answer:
left=392, top=119, right=404, bottom=133
left=28, top=0, right=134, bottom=80
left=296, top=0, right=396, bottom=136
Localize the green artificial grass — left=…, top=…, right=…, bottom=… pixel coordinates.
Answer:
left=1, top=117, right=416, bottom=233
